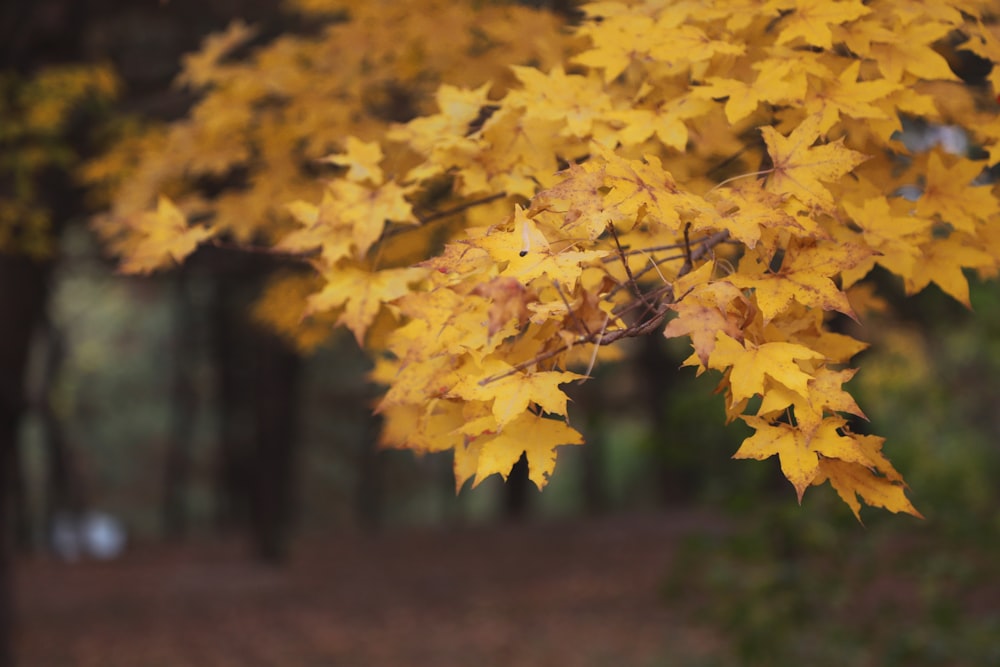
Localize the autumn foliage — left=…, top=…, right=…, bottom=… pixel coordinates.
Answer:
left=93, top=0, right=1000, bottom=519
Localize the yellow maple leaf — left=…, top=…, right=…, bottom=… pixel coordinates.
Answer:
left=761, top=114, right=868, bottom=212
left=379, top=401, right=467, bottom=454
left=322, top=180, right=418, bottom=259
left=118, top=195, right=214, bottom=274
left=694, top=49, right=828, bottom=124
left=841, top=195, right=933, bottom=284
left=319, top=136, right=385, bottom=185
left=598, top=148, right=698, bottom=231
left=390, top=288, right=503, bottom=363
left=775, top=0, right=870, bottom=50
left=471, top=205, right=606, bottom=285
left=736, top=414, right=918, bottom=513
left=728, top=241, right=869, bottom=322
left=813, top=457, right=922, bottom=521
left=865, top=21, right=960, bottom=83
left=457, top=411, right=584, bottom=490
left=905, top=233, right=996, bottom=307
left=470, top=276, right=538, bottom=337
left=177, top=20, right=258, bottom=88
left=803, top=60, right=899, bottom=134
left=756, top=368, right=866, bottom=439
left=452, top=358, right=583, bottom=429
left=663, top=280, right=752, bottom=366
left=697, top=180, right=805, bottom=250
left=734, top=417, right=819, bottom=501
left=510, top=65, right=612, bottom=139
left=278, top=193, right=354, bottom=267
left=572, top=12, right=657, bottom=83
left=709, top=332, right=824, bottom=405
left=531, top=161, right=620, bottom=241
left=307, top=265, right=429, bottom=344
left=915, top=152, right=997, bottom=234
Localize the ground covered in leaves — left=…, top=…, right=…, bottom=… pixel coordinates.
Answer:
left=14, top=509, right=1000, bottom=667
left=15, top=512, right=723, bottom=667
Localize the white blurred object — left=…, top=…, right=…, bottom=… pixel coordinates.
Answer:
left=50, top=511, right=127, bottom=561
left=901, top=122, right=970, bottom=155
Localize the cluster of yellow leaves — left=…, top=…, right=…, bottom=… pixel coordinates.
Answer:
left=85, top=0, right=572, bottom=274
left=105, top=0, right=1000, bottom=517
left=0, top=64, right=117, bottom=257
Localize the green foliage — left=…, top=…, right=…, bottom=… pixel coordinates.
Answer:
left=664, top=508, right=1000, bottom=667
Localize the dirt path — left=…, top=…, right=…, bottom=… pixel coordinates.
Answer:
left=14, top=512, right=726, bottom=667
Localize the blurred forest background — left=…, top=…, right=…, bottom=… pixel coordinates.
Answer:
left=3, top=0, right=1000, bottom=666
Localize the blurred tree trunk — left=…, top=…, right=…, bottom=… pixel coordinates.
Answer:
left=638, top=335, right=695, bottom=504
left=210, top=271, right=251, bottom=532
left=355, top=412, right=383, bottom=531
left=247, top=323, right=301, bottom=563
left=209, top=256, right=302, bottom=564
left=0, top=256, right=50, bottom=667
left=162, top=273, right=199, bottom=539
left=39, top=322, right=88, bottom=530
left=568, top=378, right=608, bottom=514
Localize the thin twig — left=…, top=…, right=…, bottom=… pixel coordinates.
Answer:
left=553, top=279, right=591, bottom=336
left=414, top=192, right=508, bottom=225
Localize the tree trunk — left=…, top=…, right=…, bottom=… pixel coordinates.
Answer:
left=0, top=255, right=51, bottom=667
left=638, top=335, right=695, bottom=504
left=38, top=322, right=87, bottom=535
left=247, top=324, right=301, bottom=563
left=207, top=256, right=303, bottom=563
left=162, top=273, right=199, bottom=539
left=210, top=273, right=251, bottom=533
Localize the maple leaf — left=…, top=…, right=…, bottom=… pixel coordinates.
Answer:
left=456, top=411, right=584, bottom=490
left=278, top=193, right=354, bottom=267
left=708, top=332, right=824, bottom=405
left=694, top=49, right=828, bottom=124
left=775, top=0, right=870, bottom=50
left=915, top=152, right=997, bottom=234
left=572, top=12, right=657, bottom=82
left=663, top=280, right=752, bottom=366
left=761, top=114, right=868, bottom=212
left=510, top=66, right=612, bottom=139
left=452, top=358, right=583, bottom=429
left=905, top=234, right=996, bottom=307
left=863, top=21, right=960, bottom=83
left=813, top=457, right=922, bottom=521
left=840, top=196, right=932, bottom=283
left=471, top=206, right=606, bottom=285
left=756, top=368, right=866, bottom=440
left=531, top=161, right=620, bottom=241
left=608, top=102, right=701, bottom=153
left=177, top=20, right=258, bottom=88
left=390, top=288, right=502, bottom=363
left=598, top=148, right=698, bottom=232
left=470, top=277, right=538, bottom=337
left=728, top=241, right=869, bottom=322
left=318, top=136, right=384, bottom=185
left=307, top=265, right=429, bottom=344
left=803, top=60, right=899, bottom=134
left=734, top=418, right=819, bottom=501
left=118, top=196, right=214, bottom=275
left=697, top=180, right=804, bottom=250
left=736, top=416, right=914, bottom=510
left=305, top=179, right=418, bottom=260
left=379, top=401, right=466, bottom=454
